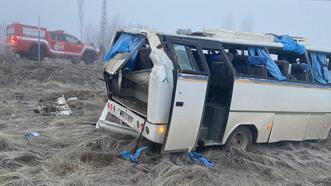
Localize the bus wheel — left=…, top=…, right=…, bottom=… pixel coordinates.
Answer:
left=226, top=126, right=253, bottom=151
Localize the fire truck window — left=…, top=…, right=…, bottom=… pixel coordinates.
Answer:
left=51, top=33, right=66, bottom=42
left=6, top=27, right=14, bottom=36
left=65, top=35, right=80, bottom=44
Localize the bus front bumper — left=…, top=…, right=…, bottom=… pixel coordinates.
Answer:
left=96, top=100, right=167, bottom=144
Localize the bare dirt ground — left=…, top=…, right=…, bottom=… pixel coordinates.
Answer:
left=0, top=55, right=330, bottom=186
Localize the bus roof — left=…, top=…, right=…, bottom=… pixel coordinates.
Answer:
left=120, top=28, right=331, bottom=54
left=197, top=29, right=331, bottom=54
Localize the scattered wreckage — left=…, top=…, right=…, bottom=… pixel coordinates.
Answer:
left=35, top=95, right=76, bottom=116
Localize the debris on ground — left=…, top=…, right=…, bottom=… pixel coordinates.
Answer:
left=15, top=94, right=24, bottom=103
left=120, top=146, right=149, bottom=163
left=35, top=95, right=73, bottom=116
left=188, top=152, right=214, bottom=168
left=67, top=97, right=79, bottom=102
left=24, top=131, right=41, bottom=139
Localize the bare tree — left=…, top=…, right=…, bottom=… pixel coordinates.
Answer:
left=83, top=15, right=123, bottom=51
left=222, top=13, right=234, bottom=30
left=84, top=23, right=99, bottom=44
left=239, top=16, right=254, bottom=32
left=0, top=23, right=7, bottom=49
left=104, top=15, right=123, bottom=48
left=77, top=0, right=86, bottom=40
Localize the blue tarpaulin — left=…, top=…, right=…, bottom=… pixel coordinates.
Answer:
left=248, top=56, right=268, bottom=66
left=249, top=48, right=287, bottom=80
left=187, top=152, right=214, bottom=168
left=310, top=52, right=329, bottom=84
left=104, top=33, right=145, bottom=72
left=120, top=146, right=149, bottom=163
left=275, top=35, right=306, bottom=55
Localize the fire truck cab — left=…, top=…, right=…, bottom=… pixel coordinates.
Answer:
left=3, top=23, right=98, bottom=64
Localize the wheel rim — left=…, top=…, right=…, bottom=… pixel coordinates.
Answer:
left=230, top=132, right=248, bottom=150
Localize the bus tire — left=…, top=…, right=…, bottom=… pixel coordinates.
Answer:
left=83, top=51, right=96, bottom=64
left=29, top=45, right=46, bottom=61
left=225, top=126, right=253, bottom=151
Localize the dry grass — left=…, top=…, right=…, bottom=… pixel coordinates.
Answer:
left=0, top=57, right=330, bottom=186
left=0, top=134, right=10, bottom=151
left=0, top=47, right=18, bottom=63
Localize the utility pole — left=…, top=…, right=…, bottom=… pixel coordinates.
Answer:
left=77, top=0, right=86, bottom=41
left=38, top=16, right=41, bottom=64
left=99, top=0, right=108, bottom=61
left=100, top=0, right=107, bottom=45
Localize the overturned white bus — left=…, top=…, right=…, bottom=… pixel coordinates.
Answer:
left=97, top=28, right=331, bottom=153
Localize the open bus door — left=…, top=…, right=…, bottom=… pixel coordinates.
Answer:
left=162, top=37, right=209, bottom=153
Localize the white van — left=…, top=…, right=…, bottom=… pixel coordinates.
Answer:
left=97, top=29, right=331, bottom=153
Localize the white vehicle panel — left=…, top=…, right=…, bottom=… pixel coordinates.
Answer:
left=222, top=112, right=274, bottom=144
left=223, top=78, right=331, bottom=144
left=163, top=75, right=208, bottom=152
left=147, top=33, right=175, bottom=124
left=230, top=79, right=331, bottom=113
left=305, top=114, right=327, bottom=140
left=269, top=113, right=309, bottom=142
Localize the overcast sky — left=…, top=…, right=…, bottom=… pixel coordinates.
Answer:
left=1, top=0, right=331, bottom=47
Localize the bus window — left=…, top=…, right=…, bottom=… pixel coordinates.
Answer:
left=173, top=44, right=207, bottom=73
left=173, top=44, right=196, bottom=71
left=327, top=56, right=331, bottom=84
left=224, top=46, right=268, bottom=78
left=270, top=50, right=310, bottom=82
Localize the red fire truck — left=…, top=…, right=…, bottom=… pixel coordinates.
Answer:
left=3, top=23, right=99, bottom=64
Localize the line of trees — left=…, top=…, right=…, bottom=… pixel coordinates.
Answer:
left=83, top=16, right=122, bottom=50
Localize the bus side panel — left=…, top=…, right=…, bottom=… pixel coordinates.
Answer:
left=322, top=114, right=331, bottom=139
left=226, top=78, right=331, bottom=144
left=304, top=114, right=327, bottom=140
left=230, top=78, right=331, bottom=113
left=147, top=34, right=175, bottom=124
left=222, top=112, right=274, bottom=144
left=269, top=114, right=309, bottom=143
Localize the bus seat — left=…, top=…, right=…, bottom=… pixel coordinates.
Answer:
left=136, top=48, right=153, bottom=70
left=275, top=60, right=290, bottom=78
left=226, top=53, right=233, bottom=63
left=291, top=63, right=310, bottom=81
left=232, top=55, right=249, bottom=75
left=232, top=55, right=268, bottom=77
left=205, top=53, right=225, bottom=63
left=247, top=65, right=267, bottom=77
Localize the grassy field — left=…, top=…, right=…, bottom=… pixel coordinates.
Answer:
left=0, top=56, right=330, bottom=186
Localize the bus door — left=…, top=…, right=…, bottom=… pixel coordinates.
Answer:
left=162, top=37, right=209, bottom=153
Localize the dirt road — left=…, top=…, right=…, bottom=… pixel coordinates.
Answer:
left=0, top=58, right=330, bottom=185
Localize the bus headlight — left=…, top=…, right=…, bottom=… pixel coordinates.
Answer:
left=157, top=126, right=166, bottom=135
